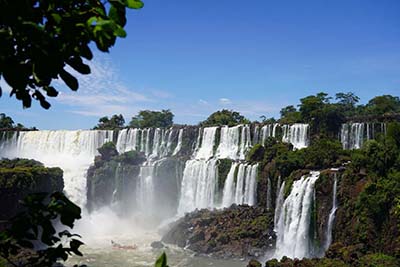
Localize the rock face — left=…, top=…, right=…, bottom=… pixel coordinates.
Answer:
left=162, top=205, right=275, bottom=259
left=0, top=158, right=64, bottom=221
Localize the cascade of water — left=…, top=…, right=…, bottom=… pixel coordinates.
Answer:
left=216, top=125, right=241, bottom=159
left=137, top=163, right=156, bottom=213
left=172, top=128, right=184, bottom=156
left=116, top=128, right=139, bottom=153
left=239, top=125, right=252, bottom=159
left=253, top=125, right=260, bottom=145
left=195, top=127, right=217, bottom=160
left=177, top=159, right=218, bottom=214
left=0, top=130, right=114, bottom=207
left=221, top=162, right=238, bottom=207
left=324, top=174, right=338, bottom=251
left=281, top=124, right=309, bottom=149
left=260, top=124, right=273, bottom=145
left=274, top=180, right=285, bottom=232
left=274, top=171, right=320, bottom=259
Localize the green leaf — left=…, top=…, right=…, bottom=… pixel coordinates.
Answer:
left=59, top=69, right=79, bottom=91
left=67, top=57, right=91, bottom=75
left=125, top=0, right=144, bottom=9
left=114, top=26, right=127, bottom=37
left=51, top=13, right=62, bottom=24
left=155, top=252, right=168, bottom=267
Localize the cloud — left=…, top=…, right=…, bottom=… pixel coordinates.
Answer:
left=55, top=54, right=150, bottom=117
left=219, top=98, right=232, bottom=105
left=0, top=79, right=12, bottom=95
left=198, top=99, right=209, bottom=105
left=151, top=90, right=173, bottom=99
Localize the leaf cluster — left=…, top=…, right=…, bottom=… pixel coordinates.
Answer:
left=0, top=0, right=143, bottom=109
left=0, top=192, right=84, bottom=267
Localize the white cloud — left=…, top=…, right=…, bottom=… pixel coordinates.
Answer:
left=55, top=54, right=150, bottom=117
left=0, top=79, right=12, bottom=95
left=151, top=90, right=173, bottom=99
left=198, top=99, right=209, bottom=105
left=219, top=98, right=232, bottom=105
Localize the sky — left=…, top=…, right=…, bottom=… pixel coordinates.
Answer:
left=1, top=0, right=400, bottom=130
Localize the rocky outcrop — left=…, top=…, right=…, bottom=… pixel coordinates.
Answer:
left=0, top=158, right=63, bottom=221
left=162, top=205, right=275, bottom=259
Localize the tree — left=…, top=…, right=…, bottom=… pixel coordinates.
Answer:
left=279, top=105, right=301, bottom=124
left=0, top=0, right=143, bottom=109
left=0, top=113, right=14, bottom=128
left=129, top=110, right=174, bottom=128
left=365, top=95, right=400, bottom=115
left=200, top=109, right=250, bottom=127
left=93, top=114, right=125, bottom=130
left=336, top=92, right=360, bottom=107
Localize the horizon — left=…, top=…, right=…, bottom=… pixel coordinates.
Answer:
left=1, top=0, right=400, bottom=130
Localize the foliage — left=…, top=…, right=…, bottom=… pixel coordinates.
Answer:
left=246, top=144, right=265, bottom=162
left=97, top=141, right=118, bottom=160
left=0, top=113, right=26, bottom=130
left=93, top=114, right=125, bottom=130
left=0, top=0, right=143, bottom=109
left=155, top=252, right=169, bottom=267
left=365, top=95, right=400, bottom=115
left=200, top=109, right=250, bottom=127
left=117, top=150, right=146, bottom=165
left=279, top=105, right=301, bottom=124
left=129, top=110, right=174, bottom=128
left=0, top=192, right=84, bottom=267
left=217, top=159, right=233, bottom=190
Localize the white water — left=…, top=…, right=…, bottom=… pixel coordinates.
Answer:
left=0, top=130, right=113, bottom=207
left=172, top=128, right=183, bottom=156
left=195, top=127, right=217, bottom=160
left=177, top=159, right=218, bottom=214
left=324, top=174, right=338, bottom=251
left=273, top=180, right=285, bottom=232
left=281, top=123, right=309, bottom=149
left=274, top=171, right=320, bottom=259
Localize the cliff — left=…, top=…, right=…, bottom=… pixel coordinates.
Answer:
left=0, top=158, right=64, bottom=221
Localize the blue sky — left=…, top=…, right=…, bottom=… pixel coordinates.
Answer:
left=1, top=0, right=400, bottom=129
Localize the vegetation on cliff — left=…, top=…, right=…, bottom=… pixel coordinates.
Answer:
left=0, top=158, right=64, bottom=220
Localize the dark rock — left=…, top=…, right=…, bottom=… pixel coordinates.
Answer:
left=162, top=205, right=275, bottom=259
left=150, top=241, right=164, bottom=249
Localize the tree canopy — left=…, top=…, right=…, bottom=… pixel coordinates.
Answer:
left=129, top=110, right=174, bottom=128
left=200, top=109, right=250, bottom=127
left=0, top=0, right=143, bottom=109
left=93, top=114, right=125, bottom=130
left=0, top=113, right=26, bottom=129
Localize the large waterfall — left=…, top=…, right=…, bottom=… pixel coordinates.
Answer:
left=0, top=130, right=113, bottom=207
left=274, top=171, right=320, bottom=259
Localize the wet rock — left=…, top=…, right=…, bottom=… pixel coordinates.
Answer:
left=150, top=241, right=164, bottom=249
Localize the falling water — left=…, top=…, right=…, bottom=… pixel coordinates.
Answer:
left=324, top=174, right=338, bottom=251
left=273, top=180, right=285, bottom=232
left=274, top=171, right=320, bottom=259
left=281, top=124, right=309, bottom=149
left=0, top=130, right=114, bottom=207
left=172, top=128, right=184, bottom=155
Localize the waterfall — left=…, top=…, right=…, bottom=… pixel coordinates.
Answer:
left=195, top=127, right=218, bottom=159
left=274, top=171, right=320, bottom=259
left=340, top=123, right=365, bottom=150
left=221, top=162, right=239, bottom=207
left=137, top=163, right=155, bottom=213
left=177, top=159, right=218, bottom=214
left=324, top=174, right=338, bottom=251
left=274, top=180, right=285, bottom=232
left=282, top=124, right=309, bottom=149
left=0, top=130, right=114, bottom=207
left=220, top=163, right=258, bottom=208
left=216, top=125, right=241, bottom=159
left=172, top=128, right=183, bottom=155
